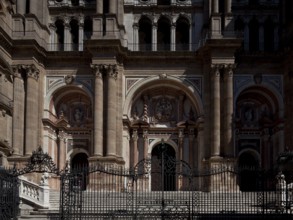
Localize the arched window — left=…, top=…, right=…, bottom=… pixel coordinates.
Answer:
left=139, top=16, right=152, bottom=51
left=264, top=17, right=274, bottom=52
left=55, top=19, right=64, bottom=51
left=249, top=17, right=259, bottom=52
left=176, top=17, right=190, bottom=51
left=70, top=19, right=79, bottom=51
left=84, top=17, right=93, bottom=40
left=157, top=17, right=171, bottom=51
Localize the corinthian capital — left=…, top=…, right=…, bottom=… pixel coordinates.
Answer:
left=224, top=64, right=236, bottom=77
left=211, top=64, right=222, bottom=77
left=106, top=64, right=118, bottom=80
left=26, top=64, right=40, bottom=80
left=11, top=65, right=23, bottom=78
left=91, top=64, right=103, bottom=79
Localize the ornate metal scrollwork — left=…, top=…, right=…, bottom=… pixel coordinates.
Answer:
left=11, top=146, right=59, bottom=176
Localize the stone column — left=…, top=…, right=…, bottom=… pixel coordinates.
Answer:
left=143, top=130, right=148, bottom=159
left=57, top=130, right=66, bottom=170
left=49, top=23, right=57, bottom=51
left=12, top=65, right=25, bottom=156
left=152, top=24, right=157, bottom=51
left=133, top=23, right=139, bottom=51
left=213, top=0, right=219, bottom=13
left=211, top=65, right=221, bottom=157
left=171, top=24, right=176, bottom=51
left=24, top=65, right=39, bottom=155
left=211, top=0, right=221, bottom=36
left=178, top=129, right=184, bottom=161
left=259, top=22, right=264, bottom=51
left=109, top=0, right=116, bottom=14
left=225, top=0, right=232, bottom=13
left=132, top=129, right=138, bottom=167
left=96, top=0, right=103, bottom=14
left=106, top=65, right=117, bottom=157
left=30, top=0, right=38, bottom=15
left=16, top=0, right=26, bottom=14
left=79, top=17, right=84, bottom=51
left=244, top=21, right=249, bottom=51
left=64, top=17, right=71, bottom=51
left=224, top=65, right=234, bottom=157
left=274, top=24, right=279, bottom=50
left=91, top=64, right=104, bottom=157
left=178, top=95, right=184, bottom=121
left=189, top=128, right=195, bottom=168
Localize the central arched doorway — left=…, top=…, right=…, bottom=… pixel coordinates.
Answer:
left=71, top=153, right=89, bottom=190
left=238, top=151, right=259, bottom=191
left=151, top=143, right=176, bottom=191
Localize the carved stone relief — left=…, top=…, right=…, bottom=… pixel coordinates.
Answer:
left=131, top=91, right=197, bottom=127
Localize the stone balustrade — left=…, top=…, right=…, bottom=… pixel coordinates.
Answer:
left=19, top=175, right=50, bottom=209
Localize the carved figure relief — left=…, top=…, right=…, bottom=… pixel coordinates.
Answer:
left=155, top=97, right=173, bottom=121
left=73, top=107, right=84, bottom=123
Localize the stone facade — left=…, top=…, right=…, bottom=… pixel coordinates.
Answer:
left=0, top=0, right=292, bottom=188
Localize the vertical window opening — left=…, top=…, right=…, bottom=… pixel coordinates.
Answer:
left=70, top=19, right=79, bottom=51
left=55, top=19, right=65, bottom=51
left=84, top=17, right=93, bottom=40
left=139, top=17, right=152, bottom=51
left=157, top=17, right=171, bottom=51
left=249, top=17, right=259, bottom=52
left=176, top=17, right=190, bottom=51
left=264, top=18, right=274, bottom=52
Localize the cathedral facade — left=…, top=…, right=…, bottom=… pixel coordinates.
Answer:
left=0, top=0, right=293, bottom=187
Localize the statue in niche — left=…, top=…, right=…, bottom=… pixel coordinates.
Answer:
left=244, top=107, right=253, bottom=122
left=58, top=103, right=68, bottom=119
left=189, top=107, right=195, bottom=121
left=155, top=97, right=173, bottom=121
left=74, top=107, right=84, bottom=123
left=132, top=107, right=139, bottom=120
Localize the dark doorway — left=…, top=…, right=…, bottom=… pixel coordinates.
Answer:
left=71, top=153, right=89, bottom=190
left=238, top=152, right=259, bottom=191
left=151, top=143, right=176, bottom=191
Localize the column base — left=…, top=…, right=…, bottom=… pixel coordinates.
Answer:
left=202, top=157, right=238, bottom=192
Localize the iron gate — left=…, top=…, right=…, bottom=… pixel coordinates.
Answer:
left=0, top=168, right=19, bottom=220
left=59, top=147, right=194, bottom=219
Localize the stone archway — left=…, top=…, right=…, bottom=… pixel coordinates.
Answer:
left=71, top=153, right=89, bottom=190
left=151, top=143, right=176, bottom=191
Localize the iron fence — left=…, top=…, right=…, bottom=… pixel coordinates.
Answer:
left=59, top=161, right=293, bottom=219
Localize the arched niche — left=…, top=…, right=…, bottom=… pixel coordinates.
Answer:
left=49, top=86, right=93, bottom=128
